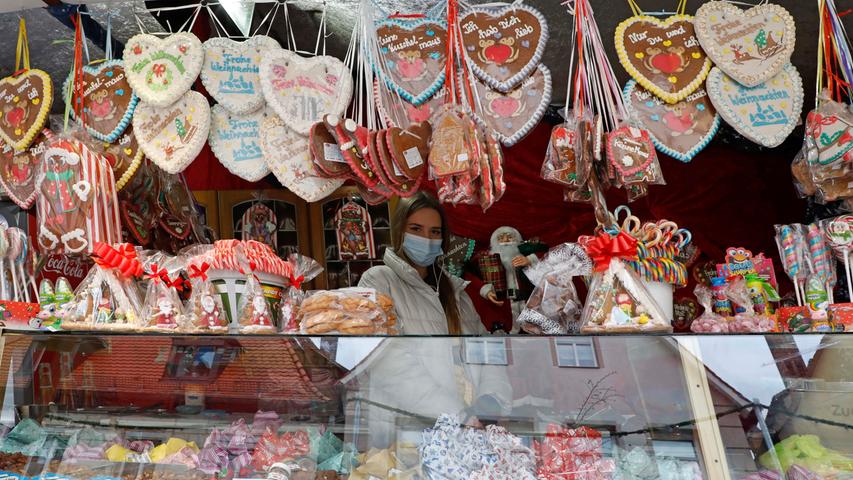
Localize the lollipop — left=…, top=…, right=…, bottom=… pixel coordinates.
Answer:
left=775, top=224, right=804, bottom=305
left=823, top=215, right=853, bottom=301
left=806, top=223, right=835, bottom=303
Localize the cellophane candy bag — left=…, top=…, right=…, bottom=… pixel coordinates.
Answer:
left=237, top=271, right=277, bottom=334
left=725, top=276, right=776, bottom=332
left=183, top=245, right=229, bottom=333
left=140, top=252, right=187, bottom=331
left=280, top=253, right=323, bottom=333
left=690, top=285, right=730, bottom=333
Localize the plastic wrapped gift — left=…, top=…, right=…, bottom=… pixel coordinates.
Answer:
left=535, top=424, right=612, bottom=480
left=251, top=428, right=310, bottom=471
left=182, top=245, right=229, bottom=333
left=420, top=414, right=492, bottom=480
left=140, top=253, right=187, bottom=332
left=297, top=289, right=396, bottom=335
left=280, top=252, right=323, bottom=333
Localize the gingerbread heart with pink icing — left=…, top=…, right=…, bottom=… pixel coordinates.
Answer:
left=64, top=60, right=138, bottom=143
left=374, top=18, right=446, bottom=106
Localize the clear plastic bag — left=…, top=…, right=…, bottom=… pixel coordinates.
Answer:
left=182, top=245, right=229, bottom=333
left=140, top=253, right=186, bottom=331
left=280, top=253, right=324, bottom=333
left=236, top=272, right=276, bottom=334
left=517, top=243, right=592, bottom=334
left=297, top=288, right=396, bottom=335
left=689, top=285, right=730, bottom=333
left=542, top=120, right=579, bottom=187
left=725, top=276, right=776, bottom=332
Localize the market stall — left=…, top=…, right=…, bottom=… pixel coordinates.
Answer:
left=0, top=0, right=846, bottom=478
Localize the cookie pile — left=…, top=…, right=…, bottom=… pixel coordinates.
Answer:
left=297, top=290, right=397, bottom=335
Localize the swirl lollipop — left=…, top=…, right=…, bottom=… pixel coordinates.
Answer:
left=806, top=223, right=835, bottom=303
left=823, top=215, right=853, bottom=301
left=775, top=224, right=804, bottom=305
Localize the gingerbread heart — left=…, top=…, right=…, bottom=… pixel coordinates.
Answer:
left=805, top=100, right=853, bottom=167
left=260, top=49, right=353, bottom=136
left=375, top=18, right=446, bottom=106
left=428, top=104, right=473, bottom=177
left=123, top=32, right=204, bottom=107
left=97, top=124, right=144, bottom=191
left=459, top=4, right=548, bottom=92
left=466, top=65, right=551, bottom=146
left=0, top=128, right=51, bottom=209
left=333, top=118, right=379, bottom=188
left=606, top=126, right=659, bottom=184
left=707, top=64, right=803, bottom=148
left=133, top=90, right=210, bottom=174
left=201, top=35, right=280, bottom=115
left=374, top=129, right=422, bottom=196
left=623, top=80, right=720, bottom=162
left=261, top=115, right=342, bottom=202
left=64, top=60, right=138, bottom=143
left=0, top=69, right=53, bottom=151
left=387, top=121, right=431, bottom=179
left=695, top=1, right=795, bottom=88
left=374, top=79, right=446, bottom=128
left=615, top=15, right=711, bottom=104
left=308, top=120, right=353, bottom=179
left=121, top=199, right=154, bottom=246
left=209, top=104, right=271, bottom=182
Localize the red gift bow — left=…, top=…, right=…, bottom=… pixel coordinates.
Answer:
left=583, top=231, right=638, bottom=272
left=188, top=262, right=210, bottom=282
left=146, top=263, right=171, bottom=284
left=169, top=276, right=189, bottom=292
left=288, top=273, right=304, bottom=290
left=92, top=242, right=143, bottom=278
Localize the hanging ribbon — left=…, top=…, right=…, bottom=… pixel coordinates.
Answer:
left=583, top=231, right=639, bottom=272
left=14, top=18, right=30, bottom=75
left=188, top=262, right=210, bottom=282
left=92, top=242, right=143, bottom=278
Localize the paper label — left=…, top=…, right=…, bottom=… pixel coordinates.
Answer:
left=403, top=146, right=424, bottom=168
left=457, top=152, right=469, bottom=163
left=393, top=162, right=403, bottom=176
left=324, top=142, right=346, bottom=163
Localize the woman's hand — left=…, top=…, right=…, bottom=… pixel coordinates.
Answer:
left=487, top=291, right=504, bottom=305
left=511, top=255, right=531, bottom=268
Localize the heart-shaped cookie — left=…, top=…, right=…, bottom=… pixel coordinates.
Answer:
left=805, top=100, right=853, bottom=167
left=695, top=1, right=795, bottom=88
left=121, top=198, right=154, bottom=246
left=374, top=129, right=423, bottom=197
left=308, top=119, right=354, bottom=179
left=201, top=35, right=280, bottom=115
left=387, top=121, right=431, bottom=179
left=97, top=125, right=144, bottom=191
left=375, top=18, right=446, bottom=105
left=466, top=65, right=551, bottom=146
left=623, top=80, right=720, bottom=162
left=133, top=90, right=210, bottom=174
left=606, top=126, right=660, bottom=184
left=0, top=69, right=53, bottom=151
left=707, top=64, right=803, bottom=148
left=261, top=115, right=343, bottom=202
left=459, top=4, right=548, bottom=92
left=64, top=60, right=138, bottom=143
left=615, top=15, right=712, bottom=104
left=209, top=104, right=271, bottom=182
left=123, top=32, right=204, bottom=107
left=260, top=50, right=353, bottom=136
left=0, top=128, right=51, bottom=209
left=375, top=79, right=446, bottom=128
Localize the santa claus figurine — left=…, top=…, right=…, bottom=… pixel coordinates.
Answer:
left=480, top=226, right=539, bottom=333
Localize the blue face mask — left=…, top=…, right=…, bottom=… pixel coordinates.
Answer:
left=402, top=232, right=443, bottom=267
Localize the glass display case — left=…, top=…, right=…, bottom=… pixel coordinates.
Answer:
left=0, top=332, right=848, bottom=479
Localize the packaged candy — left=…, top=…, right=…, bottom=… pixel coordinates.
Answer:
left=36, top=134, right=122, bottom=254
left=518, top=243, right=592, bottom=334
left=535, top=425, right=612, bottom=480
left=280, top=253, right=323, bottom=333
left=297, top=289, right=396, bottom=335
left=724, top=276, right=776, bottom=332
left=237, top=270, right=277, bottom=334
left=542, top=120, right=579, bottom=187
left=140, top=253, right=186, bottom=331
left=251, top=429, right=310, bottom=471
left=183, top=246, right=229, bottom=333
left=62, top=243, right=144, bottom=331
left=690, top=285, right=730, bottom=333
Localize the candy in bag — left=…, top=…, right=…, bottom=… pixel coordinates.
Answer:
left=280, top=253, right=323, bottom=332
left=183, top=245, right=229, bottom=333
left=140, top=253, right=186, bottom=331
left=690, top=285, right=730, bottom=333
left=725, top=276, right=776, bottom=332
left=237, top=272, right=276, bottom=334
left=542, top=120, right=579, bottom=187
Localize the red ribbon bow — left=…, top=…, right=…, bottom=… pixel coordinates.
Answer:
left=152, top=63, right=166, bottom=77
left=92, top=242, right=143, bottom=278
left=188, top=262, right=210, bottom=282
left=584, top=231, right=638, bottom=272
left=288, top=273, right=305, bottom=290
left=146, top=264, right=171, bottom=284
left=169, top=276, right=189, bottom=292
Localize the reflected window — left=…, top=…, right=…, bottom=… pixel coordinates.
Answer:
left=464, top=338, right=508, bottom=365
left=554, top=338, right=598, bottom=368
left=652, top=439, right=698, bottom=460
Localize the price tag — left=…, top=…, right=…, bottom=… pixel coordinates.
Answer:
left=324, top=143, right=346, bottom=163
left=403, top=147, right=424, bottom=168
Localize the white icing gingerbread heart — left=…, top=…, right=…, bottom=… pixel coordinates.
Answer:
left=201, top=36, right=280, bottom=115
left=123, top=32, right=204, bottom=107
left=133, top=90, right=210, bottom=174
left=259, top=50, right=353, bottom=136
left=707, top=64, right=803, bottom=148
left=209, top=104, right=271, bottom=182
left=695, top=1, right=795, bottom=88
left=261, top=115, right=342, bottom=202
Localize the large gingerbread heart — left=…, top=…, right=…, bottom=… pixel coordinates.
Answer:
left=375, top=18, right=446, bottom=106
left=707, top=64, right=803, bottom=148
left=623, top=80, right=720, bottom=162
left=466, top=65, right=551, bottom=146
left=201, top=35, right=280, bottom=115
left=805, top=99, right=853, bottom=167
left=123, top=32, right=204, bottom=107
left=97, top=124, right=144, bottom=191
left=695, top=1, right=795, bottom=88
left=374, top=79, right=446, bottom=128
left=0, top=128, right=51, bottom=209
left=209, top=104, right=271, bottom=182
left=64, top=60, right=138, bottom=143
left=387, top=121, right=431, bottom=179
left=259, top=50, right=353, bottom=136
left=615, top=15, right=711, bottom=104
left=260, top=115, right=342, bottom=202
left=459, top=4, right=548, bottom=92
left=0, top=69, right=53, bottom=151
left=132, top=90, right=210, bottom=174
